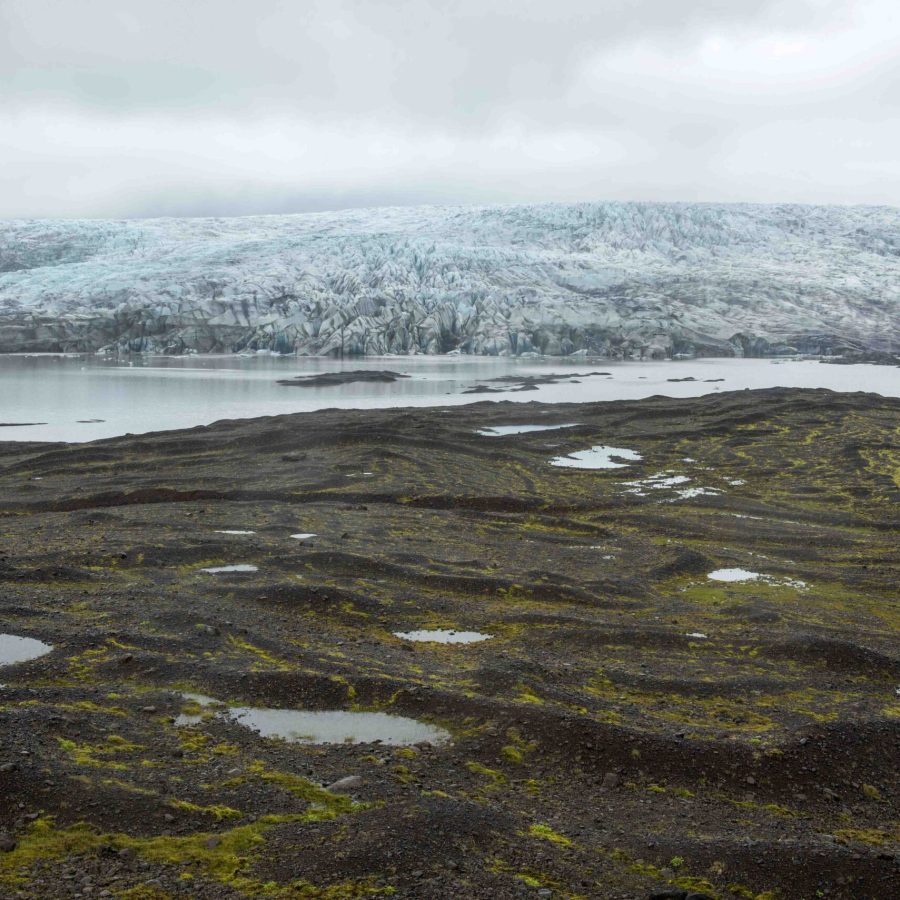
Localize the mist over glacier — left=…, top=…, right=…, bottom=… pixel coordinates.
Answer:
left=1, top=201, right=897, bottom=357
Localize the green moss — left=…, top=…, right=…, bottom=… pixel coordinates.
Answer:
left=527, top=824, right=574, bottom=848
left=168, top=800, right=242, bottom=821
left=57, top=735, right=144, bottom=770
left=466, top=761, right=507, bottom=786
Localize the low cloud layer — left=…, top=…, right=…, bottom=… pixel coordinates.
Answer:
left=1, top=0, right=898, bottom=218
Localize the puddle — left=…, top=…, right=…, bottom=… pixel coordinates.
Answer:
left=550, top=445, right=642, bottom=469
left=201, top=564, right=258, bottom=574
left=708, top=568, right=763, bottom=582
left=227, top=707, right=449, bottom=745
left=623, top=472, right=690, bottom=495
left=0, top=634, right=53, bottom=667
left=175, top=691, right=225, bottom=726
left=393, top=629, right=492, bottom=644
left=215, top=530, right=256, bottom=535
left=708, top=568, right=806, bottom=588
left=290, top=533, right=317, bottom=541
left=173, top=694, right=449, bottom=745
left=673, top=486, right=721, bottom=500
left=477, top=423, right=580, bottom=437
left=685, top=632, right=709, bottom=639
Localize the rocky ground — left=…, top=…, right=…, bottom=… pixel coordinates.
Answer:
left=0, top=387, right=897, bottom=899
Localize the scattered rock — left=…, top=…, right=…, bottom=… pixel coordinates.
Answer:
left=328, top=775, right=364, bottom=793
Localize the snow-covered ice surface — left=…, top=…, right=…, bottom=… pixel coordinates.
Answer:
left=550, top=446, right=643, bottom=469
left=2, top=202, right=897, bottom=359
left=393, top=629, right=493, bottom=644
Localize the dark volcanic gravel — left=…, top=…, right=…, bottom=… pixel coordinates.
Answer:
left=0, top=387, right=897, bottom=899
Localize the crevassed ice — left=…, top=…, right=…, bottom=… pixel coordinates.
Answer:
left=550, top=445, right=642, bottom=469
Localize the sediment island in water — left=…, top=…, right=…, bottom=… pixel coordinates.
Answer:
left=0, top=387, right=897, bottom=898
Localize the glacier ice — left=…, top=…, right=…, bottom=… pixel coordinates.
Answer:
left=1, top=201, right=897, bottom=356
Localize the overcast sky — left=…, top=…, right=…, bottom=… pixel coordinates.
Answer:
left=1, top=0, right=898, bottom=218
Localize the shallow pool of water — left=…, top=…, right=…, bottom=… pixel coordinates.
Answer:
left=2, top=355, right=895, bottom=443
left=393, top=629, right=492, bottom=644
left=708, top=568, right=762, bottom=582
left=227, top=707, right=450, bottom=745
left=0, top=634, right=53, bottom=667
left=477, top=423, right=580, bottom=436
left=201, top=564, right=258, bottom=574
left=550, top=445, right=643, bottom=469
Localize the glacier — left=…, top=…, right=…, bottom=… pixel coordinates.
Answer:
left=0, top=201, right=897, bottom=357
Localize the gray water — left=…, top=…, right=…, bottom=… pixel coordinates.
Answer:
left=0, top=354, right=896, bottom=443
left=0, top=634, right=53, bottom=667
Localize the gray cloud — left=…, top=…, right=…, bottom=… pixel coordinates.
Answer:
left=0, top=0, right=897, bottom=217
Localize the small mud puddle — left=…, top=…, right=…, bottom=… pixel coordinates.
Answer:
left=0, top=634, right=53, bottom=667
left=290, top=533, right=317, bottom=540
left=215, top=530, right=256, bottom=535
left=550, top=445, right=642, bottom=469
left=201, top=564, right=258, bottom=574
left=393, top=629, right=492, bottom=644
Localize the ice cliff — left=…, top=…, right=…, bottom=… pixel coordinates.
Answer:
left=0, top=201, right=897, bottom=356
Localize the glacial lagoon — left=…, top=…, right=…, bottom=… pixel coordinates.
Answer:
left=1, top=354, right=897, bottom=443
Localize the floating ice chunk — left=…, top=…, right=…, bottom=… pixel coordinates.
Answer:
left=201, top=564, right=258, bottom=574
left=393, top=629, right=492, bottom=644
left=478, top=423, right=580, bottom=437
left=0, top=634, right=53, bottom=667
left=550, top=445, right=642, bottom=469
left=290, top=533, right=317, bottom=540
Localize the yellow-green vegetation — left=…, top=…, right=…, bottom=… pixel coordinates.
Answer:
left=168, top=799, right=242, bottom=820
left=57, top=735, right=144, bottom=770
left=527, top=823, right=574, bottom=848
left=0, top=817, right=391, bottom=897
left=225, top=635, right=292, bottom=672
left=466, top=761, right=507, bottom=787
left=245, top=760, right=366, bottom=820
